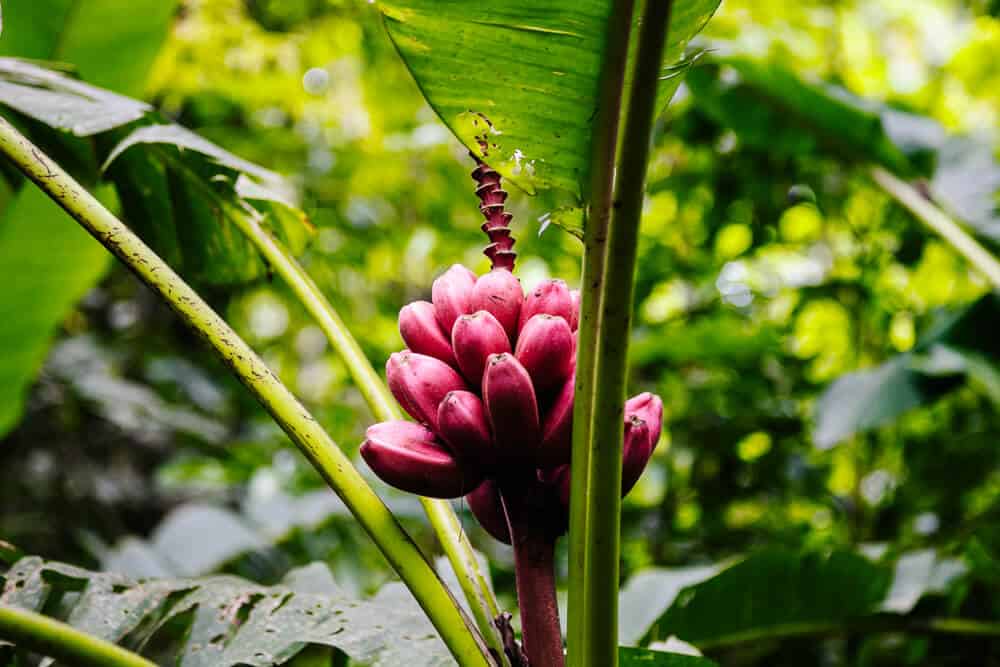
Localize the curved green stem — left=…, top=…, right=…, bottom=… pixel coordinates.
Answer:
left=870, top=166, right=1000, bottom=290
left=229, top=210, right=400, bottom=421
left=0, top=115, right=492, bottom=667
left=566, top=0, right=637, bottom=661
left=0, top=605, right=155, bottom=667
left=229, top=210, right=507, bottom=664
left=423, top=497, right=506, bottom=656
left=569, top=3, right=674, bottom=666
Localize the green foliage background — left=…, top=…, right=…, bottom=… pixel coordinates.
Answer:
left=2, top=0, right=1000, bottom=665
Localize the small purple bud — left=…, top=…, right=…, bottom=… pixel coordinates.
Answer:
left=386, top=351, right=466, bottom=430
left=399, top=300, right=457, bottom=367
left=520, top=279, right=575, bottom=330
left=361, top=420, right=483, bottom=498
left=432, top=264, right=477, bottom=335
left=452, top=310, right=511, bottom=387
left=625, top=392, right=663, bottom=445
left=546, top=393, right=663, bottom=506
left=438, top=390, right=494, bottom=465
left=466, top=479, right=511, bottom=544
left=538, top=372, right=574, bottom=467
left=569, top=289, right=581, bottom=331
left=470, top=269, right=523, bottom=340
left=482, top=353, right=540, bottom=459
left=514, top=314, right=574, bottom=392
left=621, top=416, right=653, bottom=497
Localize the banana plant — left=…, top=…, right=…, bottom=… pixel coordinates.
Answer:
left=0, top=1, right=723, bottom=666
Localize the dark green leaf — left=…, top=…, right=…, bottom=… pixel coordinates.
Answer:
left=632, top=549, right=889, bottom=648
left=0, top=1, right=173, bottom=98
left=0, top=0, right=176, bottom=438
left=0, top=56, right=314, bottom=285
left=41, top=0, right=178, bottom=96
left=0, top=189, right=111, bottom=436
left=379, top=0, right=720, bottom=196
left=1, top=555, right=452, bottom=666
left=104, top=125, right=314, bottom=285
left=625, top=547, right=971, bottom=650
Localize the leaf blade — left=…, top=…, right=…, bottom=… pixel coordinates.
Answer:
left=379, top=0, right=721, bottom=197
left=1, top=555, right=453, bottom=667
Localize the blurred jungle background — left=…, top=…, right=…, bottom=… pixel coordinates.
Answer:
left=2, top=1, right=1000, bottom=665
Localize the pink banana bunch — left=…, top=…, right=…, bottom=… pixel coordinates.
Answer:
left=360, top=264, right=662, bottom=543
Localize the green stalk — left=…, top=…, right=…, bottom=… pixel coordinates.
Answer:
left=0, top=606, right=155, bottom=667
left=227, top=209, right=507, bottom=664
left=0, top=116, right=492, bottom=667
left=571, top=2, right=673, bottom=666
left=566, top=0, right=636, bottom=661
left=422, top=498, right=505, bottom=653
left=870, top=166, right=1000, bottom=290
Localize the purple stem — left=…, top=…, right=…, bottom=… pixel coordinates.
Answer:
left=500, top=477, right=565, bottom=667
left=471, top=158, right=516, bottom=272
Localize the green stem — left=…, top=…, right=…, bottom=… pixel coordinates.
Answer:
left=423, top=497, right=506, bottom=657
left=229, top=211, right=507, bottom=664
left=566, top=0, right=637, bottom=661
left=571, top=2, right=673, bottom=666
left=0, top=605, right=155, bottom=667
left=228, top=204, right=400, bottom=422
left=0, top=115, right=492, bottom=667
left=870, top=166, right=1000, bottom=290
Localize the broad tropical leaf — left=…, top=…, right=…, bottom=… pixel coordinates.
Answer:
left=621, top=548, right=967, bottom=650
left=0, top=187, right=110, bottom=437
left=0, top=0, right=177, bottom=438
left=0, top=60, right=315, bottom=284
left=0, top=555, right=452, bottom=666
left=378, top=0, right=721, bottom=196
left=103, top=124, right=314, bottom=284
